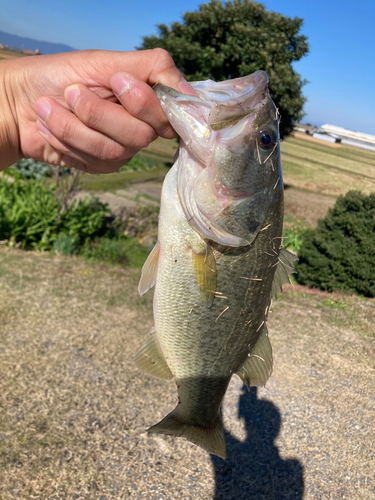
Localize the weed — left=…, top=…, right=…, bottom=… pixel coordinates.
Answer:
left=322, top=298, right=347, bottom=309
left=80, top=236, right=149, bottom=268
left=282, top=215, right=308, bottom=253
left=53, top=234, right=80, bottom=256
left=119, top=156, right=156, bottom=172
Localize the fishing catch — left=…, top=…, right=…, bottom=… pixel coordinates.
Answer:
left=136, top=70, right=296, bottom=459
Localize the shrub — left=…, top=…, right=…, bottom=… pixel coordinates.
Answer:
left=8, top=159, right=54, bottom=179
left=0, top=178, right=110, bottom=250
left=296, top=191, right=375, bottom=297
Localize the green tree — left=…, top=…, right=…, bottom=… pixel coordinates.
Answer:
left=139, top=0, right=309, bottom=137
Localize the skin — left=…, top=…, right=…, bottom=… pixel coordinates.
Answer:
left=0, top=48, right=194, bottom=173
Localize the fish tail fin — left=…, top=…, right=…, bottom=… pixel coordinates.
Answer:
left=148, top=408, right=226, bottom=459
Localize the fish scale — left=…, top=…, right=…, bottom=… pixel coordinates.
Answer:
left=136, top=71, right=296, bottom=458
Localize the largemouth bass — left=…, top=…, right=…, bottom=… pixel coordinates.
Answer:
left=136, top=71, right=296, bottom=459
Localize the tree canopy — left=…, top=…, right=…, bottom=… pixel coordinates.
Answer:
left=139, top=0, right=309, bottom=137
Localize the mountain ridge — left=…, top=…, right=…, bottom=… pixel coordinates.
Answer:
left=0, top=30, right=76, bottom=55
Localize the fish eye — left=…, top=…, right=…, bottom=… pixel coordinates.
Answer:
left=259, top=130, right=276, bottom=150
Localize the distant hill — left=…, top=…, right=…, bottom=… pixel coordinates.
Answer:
left=0, top=30, right=76, bottom=55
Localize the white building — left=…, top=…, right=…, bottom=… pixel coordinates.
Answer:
left=320, top=124, right=375, bottom=152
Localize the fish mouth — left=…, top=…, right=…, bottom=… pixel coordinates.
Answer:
left=195, top=71, right=269, bottom=130
left=154, top=70, right=269, bottom=133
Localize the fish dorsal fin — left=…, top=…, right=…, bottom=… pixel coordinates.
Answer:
left=271, top=246, right=298, bottom=300
left=236, top=324, right=273, bottom=387
left=192, top=242, right=217, bottom=308
left=138, top=241, right=160, bottom=296
left=134, top=327, right=173, bottom=380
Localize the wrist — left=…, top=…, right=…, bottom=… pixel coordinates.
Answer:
left=0, top=59, right=21, bottom=171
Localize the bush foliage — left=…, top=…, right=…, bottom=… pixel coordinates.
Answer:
left=8, top=159, right=54, bottom=179
left=296, top=191, right=375, bottom=297
left=0, top=178, right=109, bottom=250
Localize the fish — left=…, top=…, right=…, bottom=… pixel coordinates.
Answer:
left=135, top=70, right=296, bottom=459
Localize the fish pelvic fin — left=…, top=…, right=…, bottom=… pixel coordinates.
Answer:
left=236, top=324, right=273, bottom=388
left=134, top=327, right=173, bottom=380
left=148, top=408, right=226, bottom=459
left=138, top=241, right=160, bottom=296
left=271, top=246, right=298, bottom=300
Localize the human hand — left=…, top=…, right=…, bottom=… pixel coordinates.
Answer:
left=0, top=49, right=194, bottom=173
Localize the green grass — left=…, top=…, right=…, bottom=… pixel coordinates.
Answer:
left=84, top=135, right=375, bottom=195
left=80, top=236, right=149, bottom=268
left=83, top=146, right=174, bottom=191
left=84, top=164, right=169, bottom=191
left=281, top=137, right=375, bottom=195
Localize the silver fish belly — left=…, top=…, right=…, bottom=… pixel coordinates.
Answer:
left=136, top=71, right=296, bottom=459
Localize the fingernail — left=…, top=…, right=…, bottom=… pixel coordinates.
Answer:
left=34, top=99, right=51, bottom=122
left=36, top=120, right=50, bottom=136
left=111, top=72, right=133, bottom=97
left=179, top=78, right=197, bottom=96
left=65, top=85, right=80, bottom=108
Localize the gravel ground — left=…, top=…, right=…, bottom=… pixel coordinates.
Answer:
left=0, top=248, right=374, bottom=499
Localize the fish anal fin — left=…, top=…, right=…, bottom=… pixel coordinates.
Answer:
left=134, top=328, right=173, bottom=380
left=148, top=407, right=226, bottom=459
left=271, top=246, right=298, bottom=300
left=138, top=241, right=160, bottom=296
left=192, top=242, right=217, bottom=308
left=236, top=325, right=273, bottom=387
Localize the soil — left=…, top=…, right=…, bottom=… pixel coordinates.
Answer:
left=283, top=186, right=336, bottom=226
left=0, top=248, right=373, bottom=499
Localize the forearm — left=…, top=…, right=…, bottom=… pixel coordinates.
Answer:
left=0, top=59, right=21, bottom=170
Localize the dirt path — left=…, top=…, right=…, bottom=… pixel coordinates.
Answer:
left=283, top=186, right=336, bottom=226
left=0, top=248, right=373, bottom=499
left=75, top=180, right=163, bottom=216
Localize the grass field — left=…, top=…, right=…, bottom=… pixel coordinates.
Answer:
left=0, top=133, right=374, bottom=498
left=0, top=48, right=26, bottom=60
left=79, top=134, right=375, bottom=237
left=281, top=136, right=375, bottom=196
left=84, top=134, right=375, bottom=197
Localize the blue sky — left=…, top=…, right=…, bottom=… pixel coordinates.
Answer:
left=1, top=0, right=374, bottom=135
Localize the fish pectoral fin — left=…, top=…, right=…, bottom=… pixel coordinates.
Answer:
left=192, top=242, right=217, bottom=308
left=134, top=328, right=173, bottom=380
left=271, top=246, right=298, bottom=300
left=148, top=407, right=226, bottom=459
left=236, top=324, right=273, bottom=387
left=138, top=241, right=160, bottom=296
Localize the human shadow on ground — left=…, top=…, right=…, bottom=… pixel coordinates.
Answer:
left=211, top=387, right=304, bottom=500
